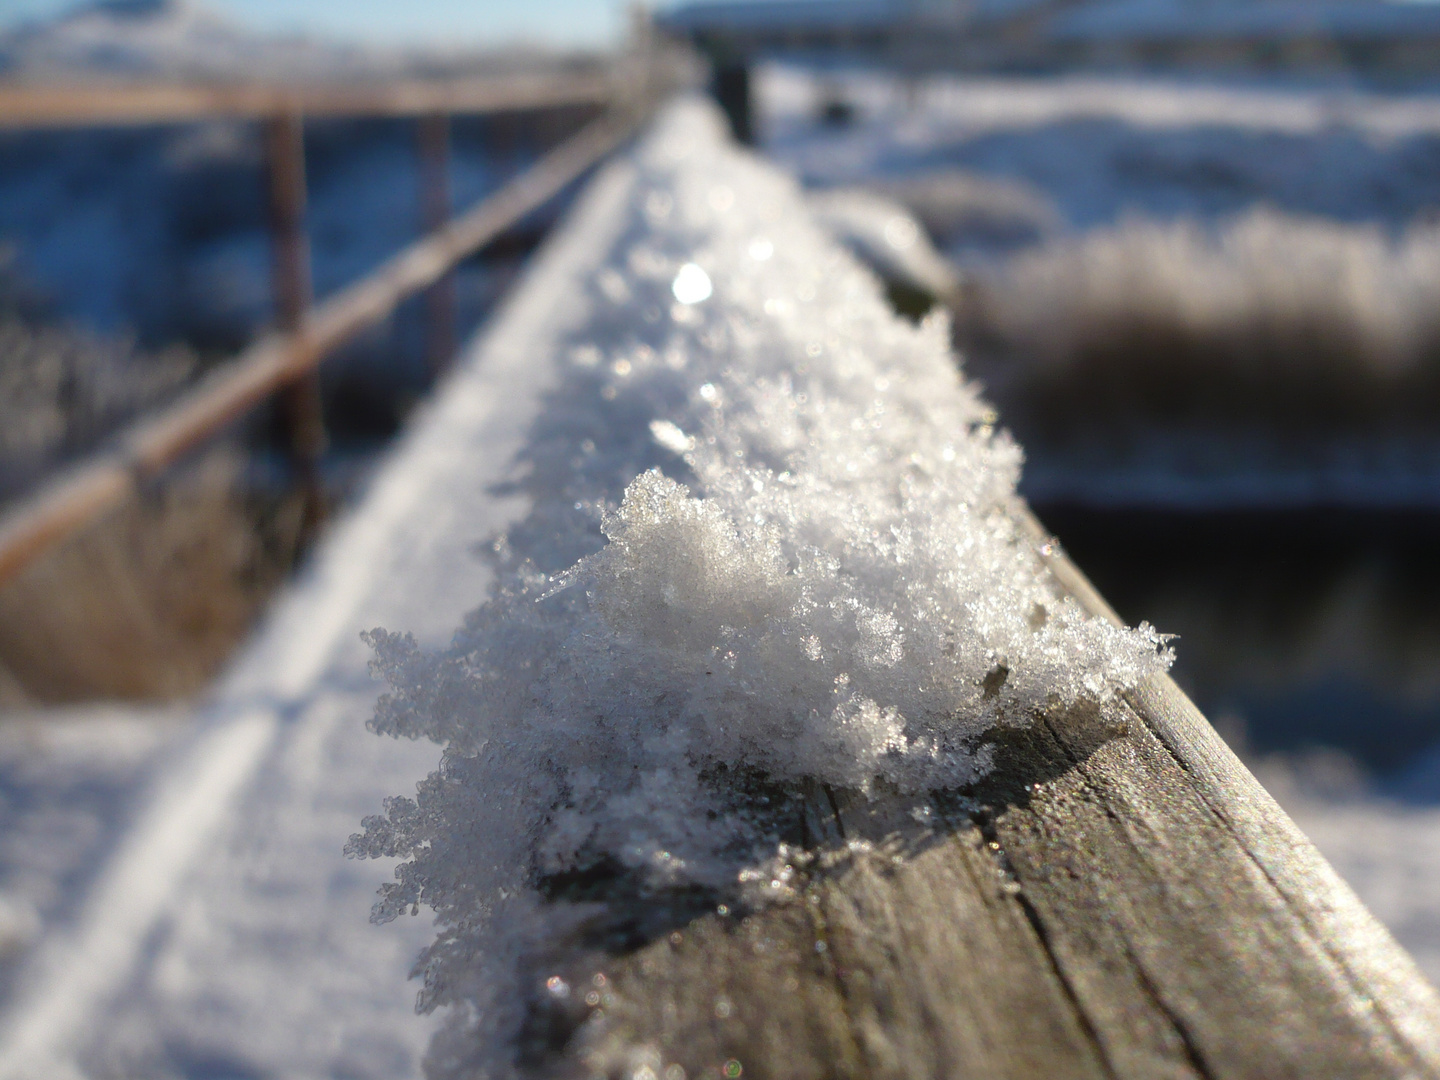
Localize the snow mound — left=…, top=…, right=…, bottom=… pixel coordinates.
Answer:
left=348, top=97, right=1171, bottom=1074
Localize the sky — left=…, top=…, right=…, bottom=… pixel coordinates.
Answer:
left=0, top=0, right=641, bottom=49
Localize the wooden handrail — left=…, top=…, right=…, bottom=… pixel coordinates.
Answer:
left=562, top=502, right=1440, bottom=1077
left=0, top=69, right=613, bottom=129
left=0, top=110, right=640, bottom=588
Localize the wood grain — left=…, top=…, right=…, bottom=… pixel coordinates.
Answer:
left=518, top=509, right=1440, bottom=1079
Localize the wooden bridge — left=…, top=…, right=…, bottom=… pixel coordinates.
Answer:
left=0, top=65, right=1435, bottom=1080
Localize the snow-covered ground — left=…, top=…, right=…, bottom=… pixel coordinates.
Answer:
left=758, top=63, right=1440, bottom=236
left=0, top=706, right=188, bottom=999
left=758, top=64, right=1440, bottom=510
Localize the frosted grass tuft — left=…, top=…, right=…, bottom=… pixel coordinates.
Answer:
left=347, top=98, right=1172, bottom=1076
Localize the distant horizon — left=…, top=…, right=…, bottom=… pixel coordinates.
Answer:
left=0, top=0, right=661, bottom=50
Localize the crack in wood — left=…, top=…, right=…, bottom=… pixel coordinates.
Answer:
left=1123, top=680, right=1439, bottom=1077
left=1125, top=940, right=1216, bottom=1080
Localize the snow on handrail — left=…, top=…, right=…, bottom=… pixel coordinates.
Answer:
left=332, top=96, right=1440, bottom=1078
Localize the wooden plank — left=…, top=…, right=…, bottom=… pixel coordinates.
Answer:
left=0, top=110, right=640, bottom=590
left=0, top=70, right=613, bottom=129
left=515, top=515, right=1440, bottom=1079
left=1023, top=504, right=1440, bottom=1067
left=0, top=458, right=133, bottom=587
left=265, top=111, right=314, bottom=331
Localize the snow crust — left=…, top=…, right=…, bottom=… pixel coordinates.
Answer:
left=349, top=98, right=1171, bottom=1073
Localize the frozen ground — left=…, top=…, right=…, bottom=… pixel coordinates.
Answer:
left=764, top=64, right=1440, bottom=511
left=0, top=706, right=188, bottom=1000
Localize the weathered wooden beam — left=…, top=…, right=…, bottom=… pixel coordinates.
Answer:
left=0, top=110, right=640, bottom=590
left=525, top=507, right=1440, bottom=1079
left=0, top=70, right=613, bottom=130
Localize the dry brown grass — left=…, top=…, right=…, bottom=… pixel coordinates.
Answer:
left=0, top=262, right=309, bottom=705
left=957, top=207, right=1440, bottom=437
left=0, top=313, right=195, bottom=505
left=0, top=447, right=306, bottom=704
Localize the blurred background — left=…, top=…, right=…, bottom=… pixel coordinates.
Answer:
left=2, top=0, right=1440, bottom=1005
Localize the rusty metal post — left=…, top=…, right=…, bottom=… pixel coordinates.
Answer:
left=264, top=109, right=326, bottom=535
left=418, top=110, right=457, bottom=374
left=0, top=113, right=639, bottom=592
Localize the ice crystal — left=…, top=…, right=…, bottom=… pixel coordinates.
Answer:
left=348, top=98, right=1171, bottom=1077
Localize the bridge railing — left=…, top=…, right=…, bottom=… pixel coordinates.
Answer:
left=0, top=51, right=690, bottom=588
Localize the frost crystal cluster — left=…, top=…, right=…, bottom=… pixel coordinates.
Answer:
left=349, top=99, right=1171, bottom=1075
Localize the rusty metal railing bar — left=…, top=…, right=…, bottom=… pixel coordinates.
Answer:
left=0, top=109, right=641, bottom=588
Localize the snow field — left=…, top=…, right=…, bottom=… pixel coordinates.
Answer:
left=757, top=63, right=1440, bottom=239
